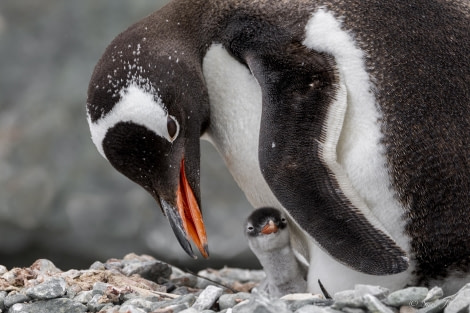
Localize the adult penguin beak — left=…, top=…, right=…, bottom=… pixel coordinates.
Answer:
left=160, top=159, right=209, bottom=259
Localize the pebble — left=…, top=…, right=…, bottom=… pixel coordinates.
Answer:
left=219, top=292, right=251, bottom=310
left=9, top=298, right=87, bottom=313
left=74, top=290, right=93, bottom=304
left=87, top=293, right=108, bottom=312
left=282, top=293, right=333, bottom=311
left=416, top=299, right=448, bottom=313
left=423, top=287, right=444, bottom=303
left=231, top=294, right=291, bottom=313
left=150, top=293, right=197, bottom=312
left=92, top=281, right=110, bottom=295
left=0, top=254, right=468, bottom=313
left=89, top=261, right=106, bottom=271
left=333, top=290, right=365, bottom=308
left=296, top=306, right=345, bottom=313
left=116, top=304, right=147, bottom=313
left=0, top=290, right=6, bottom=310
left=342, top=307, right=367, bottom=313
left=31, top=259, right=62, bottom=275
left=181, top=308, right=201, bottom=313
left=25, top=277, right=67, bottom=300
left=120, top=253, right=172, bottom=283
left=196, top=268, right=265, bottom=291
left=294, top=304, right=328, bottom=313
left=445, top=284, right=470, bottom=313
left=363, top=294, right=394, bottom=313
left=387, top=287, right=429, bottom=307
left=123, top=297, right=156, bottom=310
left=355, top=285, right=390, bottom=300
left=400, top=305, right=417, bottom=313
left=4, top=291, right=31, bottom=308
left=192, top=285, right=224, bottom=311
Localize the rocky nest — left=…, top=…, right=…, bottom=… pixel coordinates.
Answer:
left=0, top=254, right=468, bottom=313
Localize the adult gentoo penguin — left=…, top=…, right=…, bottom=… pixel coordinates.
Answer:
left=245, top=207, right=307, bottom=297
left=86, top=0, right=470, bottom=294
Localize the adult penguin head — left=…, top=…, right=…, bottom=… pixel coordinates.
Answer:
left=86, top=17, right=210, bottom=259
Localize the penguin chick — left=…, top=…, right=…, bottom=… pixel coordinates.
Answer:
left=245, top=207, right=307, bottom=298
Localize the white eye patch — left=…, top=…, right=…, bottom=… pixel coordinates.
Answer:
left=87, top=83, right=180, bottom=159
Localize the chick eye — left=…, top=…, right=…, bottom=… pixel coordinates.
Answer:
left=281, top=217, right=287, bottom=224
left=167, top=116, right=178, bottom=140
left=247, top=226, right=254, bottom=231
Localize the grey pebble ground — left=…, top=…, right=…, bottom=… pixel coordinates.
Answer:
left=0, top=254, right=468, bottom=313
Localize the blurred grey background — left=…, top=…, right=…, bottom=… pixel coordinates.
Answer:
left=0, top=0, right=258, bottom=271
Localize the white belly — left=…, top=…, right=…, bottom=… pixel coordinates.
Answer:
left=201, top=44, right=276, bottom=208
left=202, top=29, right=413, bottom=292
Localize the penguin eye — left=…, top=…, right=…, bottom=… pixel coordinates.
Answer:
left=247, top=225, right=254, bottom=232
left=167, top=116, right=178, bottom=140
left=281, top=217, right=287, bottom=224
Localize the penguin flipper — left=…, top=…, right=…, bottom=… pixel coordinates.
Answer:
left=246, top=43, right=408, bottom=275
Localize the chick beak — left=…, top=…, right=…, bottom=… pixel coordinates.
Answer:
left=261, top=220, right=279, bottom=235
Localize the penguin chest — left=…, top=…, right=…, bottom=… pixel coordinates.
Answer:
left=202, top=43, right=280, bottom=208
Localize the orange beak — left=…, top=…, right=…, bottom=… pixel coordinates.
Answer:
left=176, top=159, right=209, bottom=258
left=261, top=220, right=279, bottom=235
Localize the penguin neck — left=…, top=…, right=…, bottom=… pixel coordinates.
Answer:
left=148, top=0, right=233, bottom=56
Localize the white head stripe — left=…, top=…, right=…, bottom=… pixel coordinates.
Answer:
left=87, top=83, right=179, bottom=158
